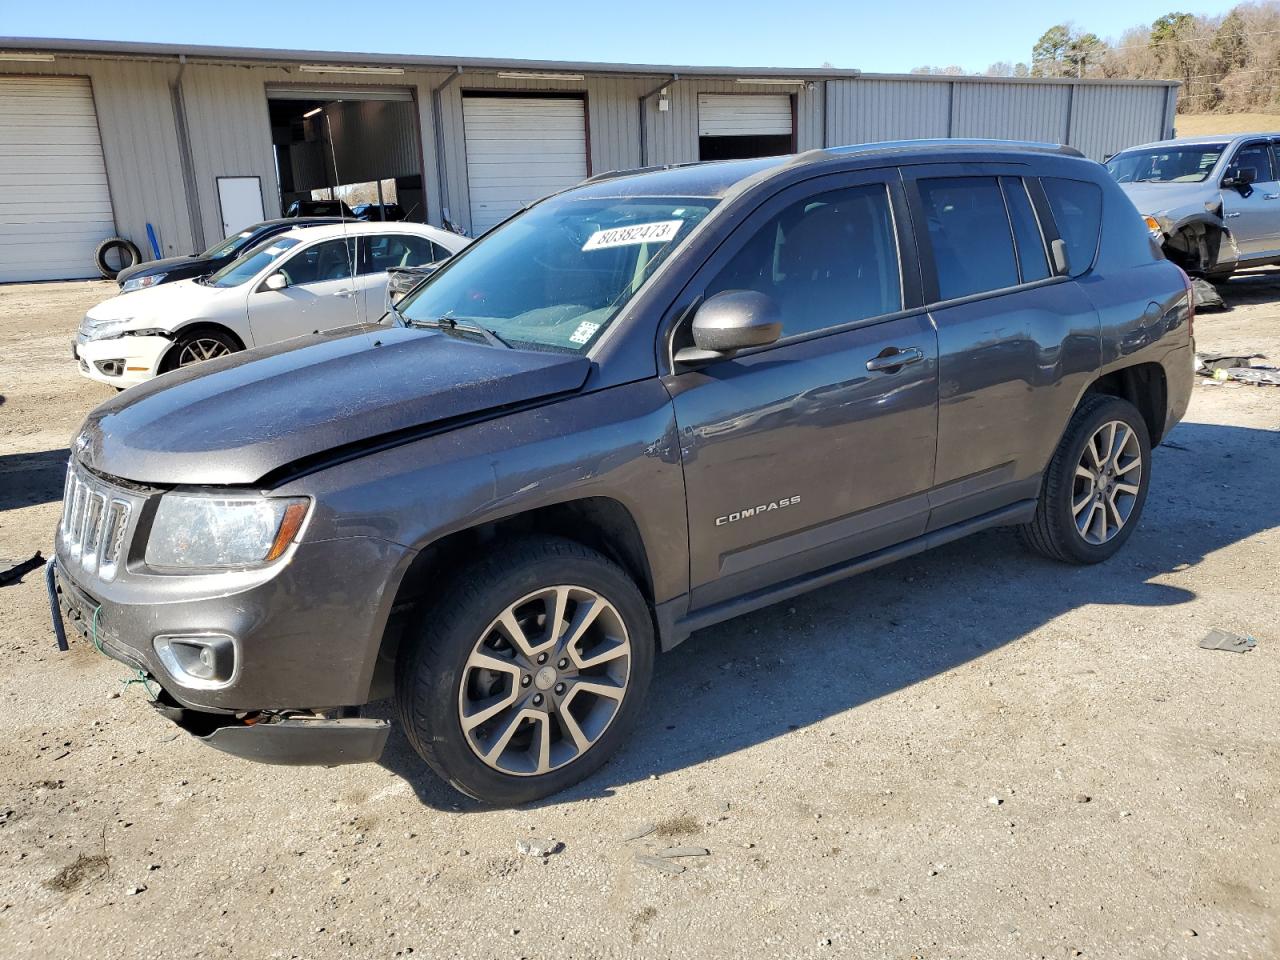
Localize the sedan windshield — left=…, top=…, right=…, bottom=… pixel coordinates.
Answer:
left=201, top=228, right=259, bottom=260
left=1106, top=145, right=1226, bottom=184
left=397, top=195, right=717, bottom=352
left=204, top=237, right=301, bottom=288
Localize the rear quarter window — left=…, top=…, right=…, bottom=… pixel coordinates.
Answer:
left=1041, top=177, right=1103, bottom=277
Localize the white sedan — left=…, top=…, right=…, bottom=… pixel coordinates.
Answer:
left=74, top=221, right=469, bottom=388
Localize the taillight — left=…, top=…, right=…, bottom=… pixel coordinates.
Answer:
left=1182, top=267, right=1195, bottom=339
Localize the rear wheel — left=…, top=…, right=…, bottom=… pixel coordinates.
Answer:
left=395, top=537, right=654, bottom=805
left=1018, top=395, right=1151, bottom=564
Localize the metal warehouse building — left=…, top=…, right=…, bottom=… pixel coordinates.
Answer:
left=0, top=37, right=1180, bottom=283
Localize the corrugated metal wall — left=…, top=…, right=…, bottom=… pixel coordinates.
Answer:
left=325, top=98, right=421, bottom=185
left=0, top=55, right=1178, bottom=277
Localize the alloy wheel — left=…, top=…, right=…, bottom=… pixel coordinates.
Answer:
left=457, top=585, right=631, bottom=776
left=177, top=338, right=232, bottom=366
left=1072, top=419, right=1143, bottom=545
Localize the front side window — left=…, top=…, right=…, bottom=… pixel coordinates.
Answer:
left=1105, top=145, right=1225, bottom=184
left=205, top=237, right=301, bottom=288
left=919, top=177, right=1018, bottom=300
left=1041, top=178, right=1103, bottom=277
left=1229, top=142, right=1275, bottom=183
left=277, top=238, right=358, bottom=286
left=398, top=195, right=716, bottom=353
left=704, top=183, right=902, bottom=339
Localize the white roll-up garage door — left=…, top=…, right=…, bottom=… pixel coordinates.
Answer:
left=463, top=96, right=587, bottom=235
left=0, top=76, right=115, bottom=282
left=697, top=94, right=793, bottom=137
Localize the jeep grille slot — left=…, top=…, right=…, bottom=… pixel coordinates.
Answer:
left=57, top=460, right=137, bottom=582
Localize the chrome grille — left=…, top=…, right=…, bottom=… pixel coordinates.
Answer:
left=57, top=460, right=138, bottom=582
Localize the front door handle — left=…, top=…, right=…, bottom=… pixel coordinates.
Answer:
left=1225, top=211, right=1242, bottom=218
left=866, top=346, right=924, bottom=372
left=335, top=289, right=356, bottom=298
left=1266, top=193, right=1280, bottom=200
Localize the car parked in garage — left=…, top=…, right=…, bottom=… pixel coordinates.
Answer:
left=114, top=217, right=344, bottom=293
left=284, top=198, right=355, bottom=218
left=51, top=140, right=1193, bottom=804
left=74, top=221, right=469, bottom=387
left=1106, top=133, right=1280, bottom=279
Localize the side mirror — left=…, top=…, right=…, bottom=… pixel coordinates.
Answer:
left=264, top=272, right=288, bottom=291
left=1223, top=166, right=1256, bottom=192
left=1050, top=238, right=1072, bottom=276
left=675, top=290, right=783, bottom=365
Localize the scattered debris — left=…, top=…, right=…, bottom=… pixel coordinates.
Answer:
left=1190, top=278, right=1225, bottom=311
left=634, top=853, right=685, bottom=875
left=1183, top=929, right=1198, bottom=938
left=1196, top=351, right=1264, bottom=373
left=0, top=551, right=43, bottom=587
left=1195, top=352, right=1280, bottom=386
left=620, top=822, right=656, bottom=842
left=988, top=796, right=1003, bottom=806
left=654, top=815, right=699, bottom=839
left=126, top=884, right=146, bottom=896
left=47, top=853, right=109, bottom=892
left=1199, top=628, right=1257, bottom=653
left=515, top=838, right=562, bottom=858
left=653, top=846, right=710, bottom=858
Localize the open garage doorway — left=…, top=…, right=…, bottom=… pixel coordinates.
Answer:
left=266, top=86, right=426, bottom=223
left=697, top=94, right=795, bottom=161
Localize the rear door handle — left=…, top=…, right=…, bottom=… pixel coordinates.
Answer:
left=866, top=347, right=924, bottom=372
left=1266, top=193, right=1280, bottom=200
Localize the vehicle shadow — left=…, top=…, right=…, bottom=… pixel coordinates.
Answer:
left=377, top=417, right=1279, bottom=810
left=0, top=448, right=68, bottom=512
left=1218, top=265, right=1280, bottom=309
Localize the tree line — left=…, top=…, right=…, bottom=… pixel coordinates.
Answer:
left=911, top=2, right=1280, bottom=113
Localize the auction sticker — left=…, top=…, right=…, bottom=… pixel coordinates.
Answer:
left=582, top=220, right=682, bottom=251
left=569, top=321, right=601, bottom=345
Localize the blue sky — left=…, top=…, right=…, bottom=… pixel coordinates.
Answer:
left=3, top=0, right=1239, bottom=74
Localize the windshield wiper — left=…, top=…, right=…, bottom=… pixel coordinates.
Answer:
left=405, top=315, right=512, bottom=349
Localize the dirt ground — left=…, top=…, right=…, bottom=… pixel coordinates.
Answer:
left=1, top=275, right=1277, bottom=960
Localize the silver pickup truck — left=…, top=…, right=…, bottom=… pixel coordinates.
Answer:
left=1107, top=134, right=1280, bottom=279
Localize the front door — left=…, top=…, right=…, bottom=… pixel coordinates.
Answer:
left=1221, top=140, right=1280, bottom=259
left=247, top=237, right=362, bottom=346
left=665, top=172, right=940, bottom=609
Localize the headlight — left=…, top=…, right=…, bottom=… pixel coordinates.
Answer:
left=81, top=317, right=133, bottom=342
left=121, top=273, right=166, bottom=293
left=145, top=495, right=310, bottom=568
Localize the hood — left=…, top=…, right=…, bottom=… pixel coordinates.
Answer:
left=75, top=325, right=592, bottom=486
left=1116, top=181, right=1218, bottom=220
left=86, top=278, right=211, bottom=324
left=116, top=253, right=205, bottom=284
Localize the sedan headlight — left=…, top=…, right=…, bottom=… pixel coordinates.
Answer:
left=121, top=273, right=166, bottom=293
left=80, top=317, right=133, bottom=342
left=145, top=495, right=310, bottom=568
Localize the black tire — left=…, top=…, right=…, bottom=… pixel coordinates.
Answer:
left=160, top=327, right=241, bottom=373
left=395, top=537, right=654, bottom=805
left=94, top=238, right=142, bottom=280
left=1018, top=394, right=1152, bottom=564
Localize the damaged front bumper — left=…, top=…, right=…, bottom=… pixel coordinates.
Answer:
left=73, top=332, right=171, bottom=388
left=45, top=556, right=390, bottom=766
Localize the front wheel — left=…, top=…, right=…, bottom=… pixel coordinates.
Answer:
left=1018, top=394, right=1152, bottom=564
left=162, top=328, right=241, bottom=372
left=395, top=537, right=654, bottom=805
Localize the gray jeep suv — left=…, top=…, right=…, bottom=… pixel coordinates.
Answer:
left=1107, top=133, right=1280, bottom=279
left=49, top=140, right=1194, bottom=804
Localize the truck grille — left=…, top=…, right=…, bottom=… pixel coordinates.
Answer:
left=59, top=460, right=141, bottom=582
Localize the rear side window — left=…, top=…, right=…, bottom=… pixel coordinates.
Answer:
left=919, top=177, right=1018, bottom=300
left=705, top=183, right=902, bottom=339
left=1002, top=178, right=1050, bottom=283
left=1041, top=178, right=1103, bottom=277
left=362, top=234, right=437, bottom=274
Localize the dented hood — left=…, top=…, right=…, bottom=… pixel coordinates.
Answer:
left=1116, top=181, right=1218, bottom=222
left=76, top=325, right=591, bottom=486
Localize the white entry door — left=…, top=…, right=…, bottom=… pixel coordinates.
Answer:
left=217, top=176, right=265, bottom=237
left=462, top=96, right=587, bottom=235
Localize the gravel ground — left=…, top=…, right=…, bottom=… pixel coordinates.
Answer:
left=0, top=275, right=1277, bottom=960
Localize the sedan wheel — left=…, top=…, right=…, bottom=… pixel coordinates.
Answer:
left=176, top=337, right=233, bottom=366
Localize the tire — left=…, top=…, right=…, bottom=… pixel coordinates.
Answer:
left=160, top=327, right=241, bottom=372
left=93, top=238, right=142, bottom=280
left=1018, top=394, right=1152, bottom=564
left=395, top=537, right=654, bottom=805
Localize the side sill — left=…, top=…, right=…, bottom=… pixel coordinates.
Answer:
left=656, top=499, right=1036, bottom=651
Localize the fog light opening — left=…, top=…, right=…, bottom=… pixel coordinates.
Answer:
left=153, top=633, right=237, bottom=689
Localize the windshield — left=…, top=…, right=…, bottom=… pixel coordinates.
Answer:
left=204, top=237, right=301, bottom=288
left=398, top=195, right=717, bottom=352
left=1106, top=145, right=1226, bottom=184
left=201, top=228, right=259, bottom=260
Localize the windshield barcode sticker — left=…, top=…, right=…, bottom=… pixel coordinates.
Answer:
left=582, top=220, right=683, bottom=251
left=569, top=321, right=601, bottom=345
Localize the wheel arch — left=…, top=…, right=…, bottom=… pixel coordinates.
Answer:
left=1160, top=214, right=1232, bottom=275
left=1082, top=361, right=1169, bottom=445
left=159, top=321, right=247, bottom=372
left=367, top=497, right=659, bottom=700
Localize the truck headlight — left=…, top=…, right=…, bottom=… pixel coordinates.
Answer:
left=121, top=273, right=166, bottom=293
left=145, top=495, right=310, bottom=568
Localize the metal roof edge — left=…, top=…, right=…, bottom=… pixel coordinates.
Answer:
left=856, top=71, right=1181, bottom=88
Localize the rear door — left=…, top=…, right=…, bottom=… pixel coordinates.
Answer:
left=358, top=232, right=441, bottom=319
left=665, top=170, right=940, bottom=608
left=903, top=166, right=1101, bottom=528
left=246, top=236, right=362, bottom=345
